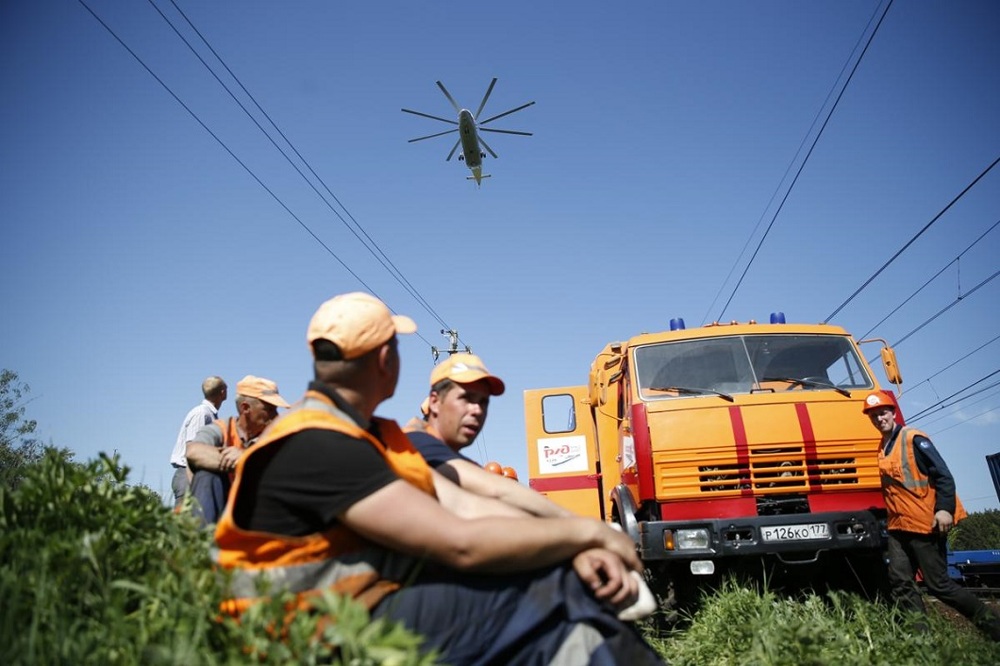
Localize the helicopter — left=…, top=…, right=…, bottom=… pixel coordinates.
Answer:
left=402, top=79, right=534, bottom=186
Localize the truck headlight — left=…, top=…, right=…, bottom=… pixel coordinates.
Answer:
left=674, top=528, right=710, bottom=550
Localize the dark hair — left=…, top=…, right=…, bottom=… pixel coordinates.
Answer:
left=311, top=339, right=344, bottom=361
left=431, top=378, right=458, bottom=398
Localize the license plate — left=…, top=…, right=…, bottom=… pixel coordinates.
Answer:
left=761, top=522, right=830, bottom=542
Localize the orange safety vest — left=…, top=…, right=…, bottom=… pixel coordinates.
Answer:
left=878, top=426, right=966, bottom=534
left=213, top=417, right=245, bottom=449
left=213, top=417, right=245, bottom=483
left=213, top=390, right=437, bottom=615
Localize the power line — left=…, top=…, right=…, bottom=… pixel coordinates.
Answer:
left=859, top=217, right=1000, bottom=340
left=714, top=0, right=894, bottom=322
left=920, top=384, right=1000, bottom=429
left=700, top=1, right=890, bottom=326
left=900, top=331, right=1000, bottom=398
left=890, top=268, right=1000, bottom=348
left=75, top=1, right=378, bottom=299
left=907, top=370, right=1000, bottom=422
left=155, top=0, right=454, bottom=335
left=928, top=401, right=1000, bottom=438
left=823, top=154, right=1000, bottom=323
left=80, top=0, right=451, bottom=352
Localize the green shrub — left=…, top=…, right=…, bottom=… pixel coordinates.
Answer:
left=0, top=449, right=438, bottom=665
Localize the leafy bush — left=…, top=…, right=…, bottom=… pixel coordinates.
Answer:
left=0, top=450, right=438, bottom=665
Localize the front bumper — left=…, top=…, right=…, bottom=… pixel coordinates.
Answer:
left=637, top=510, right=886, bottom=562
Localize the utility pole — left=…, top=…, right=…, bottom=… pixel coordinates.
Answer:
left=431, top=329, right=471, bottom=362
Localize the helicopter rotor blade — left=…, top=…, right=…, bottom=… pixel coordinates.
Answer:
left=436, top=81, right=461, bottom=114
left=408, top=128, right=459, bottom=143
left=474, top=78, right=498, bottom=119
left=480, top=128, right=533, bottom=137
left=401, top=108, right=458, bottom=125
left=479, top=101, right=535, bottom=126
left=446, top=138, right=461, bottom=161
left=478, top=136, right=498, bottom=159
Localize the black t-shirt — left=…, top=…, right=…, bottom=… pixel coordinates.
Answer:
left=232, top=383, right=399, bottom=537
left=407, top=430, right=475, bottom=468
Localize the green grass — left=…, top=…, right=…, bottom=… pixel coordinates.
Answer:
left=646, top=578, right=1000, bottom=665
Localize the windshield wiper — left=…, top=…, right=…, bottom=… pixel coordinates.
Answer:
left=761, top=376, right=851, bottom=398
left=646, top=385, right=735, bottom=402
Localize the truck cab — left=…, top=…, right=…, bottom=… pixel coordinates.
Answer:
left=527, top=316, right=899, bottom=602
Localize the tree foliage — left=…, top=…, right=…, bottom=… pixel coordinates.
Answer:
left=0, top=369, right=48, bottom=490
left=951, top=509, right=1000, bottom=551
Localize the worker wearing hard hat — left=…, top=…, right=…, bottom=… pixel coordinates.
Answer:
left=406, top=353, right=573, bottom=518
left=864, top=390, right=1000, bottom=641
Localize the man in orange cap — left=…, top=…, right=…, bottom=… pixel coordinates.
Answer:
left=186, top=375, right=289, bottom=526
left=864, top=390, right=1000, bottom=640
left=406, top=352, right=573, bottom=518
left=213, top=292, right=664, bottom=665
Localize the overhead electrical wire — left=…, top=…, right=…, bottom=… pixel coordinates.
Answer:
left=900, top=331, right=1000, bottom=398
left=75, top=2, right=383, bottom=305
left=889, top=268, right=1000, bottom=348
left=702, top=0, right=891, bottom=325
left=906, top=369, right=1000, bottom=422
left=858, top=218, right=1000, bottom=340
left=158, top=0, right=453, bottom=337
left=80, top=0, right=456, bottom=352
left=714, top=0, right=894, bottom=322
left=823, top=154, right=1000, bottom=323
left=919, top=384, right=1000, bottom=430
left=928, top=401, right=1000, bottom=437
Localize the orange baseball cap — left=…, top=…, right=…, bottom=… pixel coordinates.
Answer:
left=429, top=352, right=505, bottom=395
left=307, top=292, right=417, bottom=360
left=236, top=375, right=290, bottom=408
left=862, top=390, right=896, bottom=413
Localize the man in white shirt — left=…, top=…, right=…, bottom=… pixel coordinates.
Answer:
left=169, top=376, right=227, bottom=508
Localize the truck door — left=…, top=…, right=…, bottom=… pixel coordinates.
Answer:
left=525, top=386, right=603, bottom=519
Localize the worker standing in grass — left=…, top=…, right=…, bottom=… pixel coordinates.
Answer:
left=185, top=375, right=289, bottom=526
left=214, top=292, right=664, bottom=664
left=169, top=376, right=227, bottom=509
left=864, top=390, right=1000, bottom=641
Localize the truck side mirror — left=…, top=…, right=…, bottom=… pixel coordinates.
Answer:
left=881, top=347, right=902, bottom=386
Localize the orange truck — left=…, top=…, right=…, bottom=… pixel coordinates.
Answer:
left=526, top=313, right=902, bottom=605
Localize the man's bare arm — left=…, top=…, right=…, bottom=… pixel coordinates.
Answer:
left=430, top=468, right=530, bottom=519
left=341, top=478, right=641, bottom=574
left=185, top=441, right=223, bottom=472
left=440, top=458, right=575, bottom=518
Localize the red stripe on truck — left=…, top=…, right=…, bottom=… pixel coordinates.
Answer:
left=530, top=475, right=600, bottom=492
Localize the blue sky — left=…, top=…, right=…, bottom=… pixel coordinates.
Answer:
left=3, top=1, right=999, bottom=510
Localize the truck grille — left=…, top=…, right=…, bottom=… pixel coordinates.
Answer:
left=697, top=446, right=860, bottom=493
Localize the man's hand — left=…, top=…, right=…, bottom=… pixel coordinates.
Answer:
left=572, top=548, right=638, bottom=608
left=932, top=510, right=954, bottom=534
left=218, top=447, right=242, bottom=473
left=596, top=522, right=643, bottom=573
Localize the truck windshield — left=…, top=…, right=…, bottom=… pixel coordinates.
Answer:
left=634, top=334, right=873, bottom=400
